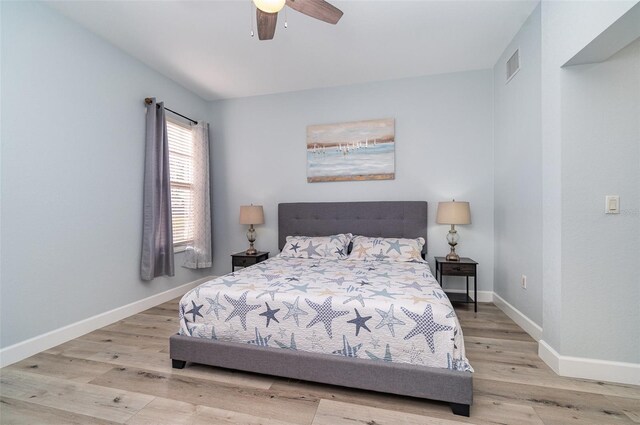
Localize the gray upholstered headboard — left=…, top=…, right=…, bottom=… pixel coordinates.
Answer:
left=278, top=201, right=428, bottom=255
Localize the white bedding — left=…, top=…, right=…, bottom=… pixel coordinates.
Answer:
left=179, top=256, right=472, bottom=372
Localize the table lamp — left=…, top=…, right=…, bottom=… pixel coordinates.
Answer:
left=436, top=200, right=471, bottom=261
left=239, top=205, right=264, bottom=255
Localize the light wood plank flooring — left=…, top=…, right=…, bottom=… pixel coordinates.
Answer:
left=1, top=300, right=638, bottom=424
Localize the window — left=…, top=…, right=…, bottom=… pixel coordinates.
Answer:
left=167, top=118, right=194, bottom=249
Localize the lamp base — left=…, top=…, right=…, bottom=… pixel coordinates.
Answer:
left=246, top=225, right=257, bottom=255
left=446, top=251, right=460, bottom=261
left=445, top=225, right=460, bottom=261
left=446, top=243, right=460, bottom=261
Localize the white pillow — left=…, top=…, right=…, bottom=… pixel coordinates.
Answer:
left=280, top=234, right=352, bottom=259
left=348, top=235, right=425, bottom=262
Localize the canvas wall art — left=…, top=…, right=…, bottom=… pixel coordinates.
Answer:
left=306, top=118, right=395, bottom=183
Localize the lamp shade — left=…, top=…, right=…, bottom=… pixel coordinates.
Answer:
left=436, top=201, right=471, bottom=225
left=239, top=205, right=265, bottom=225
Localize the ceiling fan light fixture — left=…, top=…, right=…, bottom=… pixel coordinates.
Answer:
left=253, top=0, right=286, bottom=14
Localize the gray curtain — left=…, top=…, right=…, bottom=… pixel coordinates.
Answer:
left=141, top=98, right=174, bottom=281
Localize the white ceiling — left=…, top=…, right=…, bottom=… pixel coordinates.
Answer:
left=47, top=0, right=539, bottom=101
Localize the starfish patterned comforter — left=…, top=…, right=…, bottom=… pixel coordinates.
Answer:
left=178, top=256, right=473, bottom=372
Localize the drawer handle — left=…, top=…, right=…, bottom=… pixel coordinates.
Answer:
left=453, top=267, right=461, bottom=271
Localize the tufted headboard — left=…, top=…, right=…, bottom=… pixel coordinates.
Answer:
left=278, top=201, right=428, bottom=255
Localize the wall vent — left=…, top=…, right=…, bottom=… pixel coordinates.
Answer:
left=506, top=48, right=520, bottom=83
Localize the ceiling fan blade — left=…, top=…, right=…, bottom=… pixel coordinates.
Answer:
left=256, top=9, right=278, bottom=40
left=286, top=0, right=343, bottom=24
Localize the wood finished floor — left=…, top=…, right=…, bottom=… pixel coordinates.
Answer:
left=1, top=300, right=638, bottom=425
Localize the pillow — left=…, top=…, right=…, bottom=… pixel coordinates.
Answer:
left=348, top=235, right=425, bottom=262
left=280, top=234, right=352, bottom=259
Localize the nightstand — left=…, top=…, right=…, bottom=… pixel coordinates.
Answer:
left=434, top=257, right=478, bottom=313
left=231, top=251, right=269, bottom=272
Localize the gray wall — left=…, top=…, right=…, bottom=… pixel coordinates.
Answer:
left=0, top=1, right=211, bottom=349
left=540, top=0, right=638, bottom=354
left=560, top=38, right=639, bottom=363
left=493, top=5, right=543, bottom=326
left=208, top=70, right=495, bottom=292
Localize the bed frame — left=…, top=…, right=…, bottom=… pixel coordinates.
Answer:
left=170, top=201, right=473, bottom=416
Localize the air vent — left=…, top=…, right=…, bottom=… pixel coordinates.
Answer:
left=506, top=48, right=520, bottom=83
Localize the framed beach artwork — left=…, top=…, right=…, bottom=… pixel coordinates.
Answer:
left=306, top=118, right=395, bottom=183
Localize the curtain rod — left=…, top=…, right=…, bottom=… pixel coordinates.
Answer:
left=145, top=98, right=198, bottom=125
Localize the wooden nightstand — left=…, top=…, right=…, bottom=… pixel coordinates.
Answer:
left=434, top=257, right=478, bottom=313
left=231, top=251, right=269, bottom=272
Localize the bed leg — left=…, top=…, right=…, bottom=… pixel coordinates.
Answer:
left=172, top=359, right=186, bottom=369
left=450, top=402, right=470, bottom=417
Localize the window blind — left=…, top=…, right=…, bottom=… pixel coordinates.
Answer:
left=167, top=119, right=194, bottom=246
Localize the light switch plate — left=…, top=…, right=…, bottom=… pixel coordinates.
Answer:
left=605, top=195, right=620, bottom=214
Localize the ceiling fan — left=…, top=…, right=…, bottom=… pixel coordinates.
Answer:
left=253, top=0, right=343, bottom=40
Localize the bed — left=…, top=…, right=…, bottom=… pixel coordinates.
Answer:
left=170, top=201, right=473, bottom=416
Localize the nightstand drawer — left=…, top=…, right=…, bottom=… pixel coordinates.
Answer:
left=234, top=257, right=256, bottom=268
left=231, top=251, right=269, bottom=272
left=441, top=263, right=476, bottom=276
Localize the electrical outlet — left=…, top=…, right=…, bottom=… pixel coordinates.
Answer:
left=521, top=275, right=527, bottom=289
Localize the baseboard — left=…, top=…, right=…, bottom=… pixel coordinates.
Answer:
left=539, top=340, right=640, bottom=386
left=538, top=340, right=561, bottom=373
left=489, top=296, right=639, bottom=385
left=0, top=276, right=214, bottom=368
left=445, top=289, right=493, bottom=303
left=492, top=292, right=543, bottom=341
